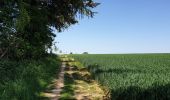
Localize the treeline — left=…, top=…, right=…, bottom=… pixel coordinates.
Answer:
left=0, top=0, right=98, bottom=59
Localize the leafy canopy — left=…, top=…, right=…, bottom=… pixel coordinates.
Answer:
left=0, top=0, right=99, bottom=59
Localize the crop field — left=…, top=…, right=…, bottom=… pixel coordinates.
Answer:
left=71, top=54, right=170, bottom=100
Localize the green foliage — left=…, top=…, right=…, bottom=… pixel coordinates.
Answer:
left=0, top=0, right=98, bottom=59
left=0, top=55, right=61, bottom=100
left=71, top=54, right=170, bottom=100
left=16, top=1, right=30, bottom=32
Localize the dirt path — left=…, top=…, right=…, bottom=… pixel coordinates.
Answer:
left=42, top=62, right=65, bottom=100
left=43, top=56, right=110, bottom=100
left=51, top=62, right=65, bottom=100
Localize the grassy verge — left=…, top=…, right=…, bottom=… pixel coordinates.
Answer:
left=59, top=57, right=105, bottom=100
left=0, top=55, right=61, bottom=100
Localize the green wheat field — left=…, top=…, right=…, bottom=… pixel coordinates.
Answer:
left=71, top=54, right=170, bottom=100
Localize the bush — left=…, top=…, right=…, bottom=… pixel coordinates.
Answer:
left=0, top=55, right=61, bottom=100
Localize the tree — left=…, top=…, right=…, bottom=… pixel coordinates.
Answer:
left=83, top=52, right=88, bottom=54
left=0, top=0, right=99, bottom=59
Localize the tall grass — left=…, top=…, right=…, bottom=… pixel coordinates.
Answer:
left=0, top=55, right=61, bottom=100
left=71, top=54, right=170, bottom=100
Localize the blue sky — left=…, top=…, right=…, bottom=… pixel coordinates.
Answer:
left=55, top=0, right=170, bottom=54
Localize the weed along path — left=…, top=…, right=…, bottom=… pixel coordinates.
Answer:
left=59, top=56, right=109, bottom=100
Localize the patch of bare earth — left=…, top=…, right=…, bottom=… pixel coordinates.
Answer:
left=42, top=62, right=65, bottom=100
